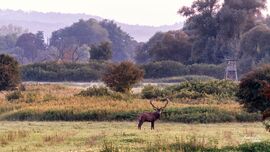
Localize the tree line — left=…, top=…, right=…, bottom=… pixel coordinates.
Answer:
left=0, top=0, right=270, bottom=78
left=0, top=19, right=138, bottom=64
left=136, top=0, right=270, bottom=74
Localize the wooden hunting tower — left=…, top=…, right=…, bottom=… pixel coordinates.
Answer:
left=225, top=59, right=238, bottom=81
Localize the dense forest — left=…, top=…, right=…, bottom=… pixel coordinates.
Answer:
left=0, top=0, right=270, bottom=81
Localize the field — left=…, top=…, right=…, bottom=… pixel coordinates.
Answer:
left=0, top=121, right=269, bottom=152
left=0, top=83, right=269, bottom=151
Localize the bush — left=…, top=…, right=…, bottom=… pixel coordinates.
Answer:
left=6, top=91, right=22, bottom=101
left=21, top=61, right=107, bottom=82
left=236, top=65, right=270, bottom=112
left=145, top=75, right=217, bottom=83
left=102, top=61, right=144, bottom=93
left=0, top=54, right=20, bottom=91
left=77, top=86, right=111, bottom=97
left=141, top=80, right=238, bottom=100
left=142, top=61, right=225, bottom=79
left=142, top=61, right=187, bottom=78
left=162, top=107, right=260, bottom=123
left=141, top=85, right=171, bottom=99
left=187, top=64, right=225, bottom=79
left=77, top=86, right=134, bottom=101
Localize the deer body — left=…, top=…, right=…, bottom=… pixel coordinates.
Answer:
left=137, top=99, right=169, bottom=130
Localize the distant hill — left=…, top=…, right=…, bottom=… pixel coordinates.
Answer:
left=0, top=10, right=183, bottom=42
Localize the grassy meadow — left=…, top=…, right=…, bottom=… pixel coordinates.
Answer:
left=0, top=121, right=269, bottom=152
left=0, top=83, right=269, bottom=151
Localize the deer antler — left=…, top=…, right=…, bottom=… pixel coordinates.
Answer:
left=150, top=100, right=158, bottom=109
left=160, top=98, right=170, bottom=109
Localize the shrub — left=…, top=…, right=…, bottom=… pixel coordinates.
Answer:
left=77, top=86, right=111, bottom=97
left=77, top=86, right=134, bottom=101
left=145, top=75, right=217, bottom=83
left=0, top=54, right=20, bottom=91
left=141, top=85, right=171, bottom=99
left=102, top=61, right=144, bottom=93
left=141, top=80, right=238, bottom=100
left=21, top=61, right=107, bottom=82
left=142, top=60, right=187, bottom=78
left=142, top=61, right=225, bottom=79
left=187, top=64, right=225, bottom=79
left=5, top=91, right=22, bottom=101
left=167, top=80, right=238, bottom=99
left=236, top=65, right=270, bottom=112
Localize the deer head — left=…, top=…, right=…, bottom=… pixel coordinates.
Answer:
left=150, top=98, right=169, bottom=114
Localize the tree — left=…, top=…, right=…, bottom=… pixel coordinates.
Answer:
left=90, top=42, right=112, bottom=60
left=0, top=54, right=20, bottom=91
left=135, top=32, right=164, bottom=63
left=149, top=31, right=192, bottom=64
left=135, top=31, right=192, bottom=64
left=240, top=24, right=270, bottom=62
left=178, top=0, right=267, bottom=64
left=100, top=20, right=138, bottom=61
left=102, top=61, right=144, bottom=93
left=15, top=32, right=46, bottom=63
left=236, top=65, right=270, bottom=112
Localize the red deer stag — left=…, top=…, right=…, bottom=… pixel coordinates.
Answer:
left=137, top=98, right=169, bottom=130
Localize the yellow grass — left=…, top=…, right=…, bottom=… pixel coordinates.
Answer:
left=0, top=84, right=242, bottom=115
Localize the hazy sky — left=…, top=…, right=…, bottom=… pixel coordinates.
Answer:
left=0, top=0, right=269, bottom=26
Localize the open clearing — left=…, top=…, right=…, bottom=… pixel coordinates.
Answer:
left=0, top=121, right=269, bottom=152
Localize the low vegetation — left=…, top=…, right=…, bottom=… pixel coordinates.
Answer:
left=21, top=61, right=107, bottom=82
left=142, top=80, right=238, bottom=100
left=21, top=61, right=227, bottom=82
left=0, top=83, right=259, bottom=122
left=102, top=61, right=144, bottom=93
left=0, top=121, right=269, bottom=152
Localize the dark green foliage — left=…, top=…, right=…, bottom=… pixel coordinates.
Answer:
left=2, top=107, right=260, bottom=123
left=142, top=80, right=238, bottom=100
left=162, top=107, right=260, bottom=123
left=168, top=80, right=238, bottom=98
left=90, top=42, right=112, bottom=60
left=102, top=61, right=144, bottom=93
left=5, top=91, right=22, bottom=101
left=236, top=65, right=270, bottom=112
left=21, top=61, right=107, bottom=82
left=142, top=61, right=188, bottom=78
left=142, top=61, right=225, bottom=79
left=187, top=64, right=225, bottom=79
left=145, top=75, right=216, bottom=83
left=0, top=54, right=20, bottom=90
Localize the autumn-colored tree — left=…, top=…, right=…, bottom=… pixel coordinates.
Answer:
left=102, top=61, right=144, bottom=93
left=236, top=65, right=270, bottom=112
left=0, top=54, right=20, bottom=91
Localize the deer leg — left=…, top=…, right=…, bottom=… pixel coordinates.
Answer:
left=151, top=122, right=154, bottom=130
left=138, top=121, right=143, bottom=130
